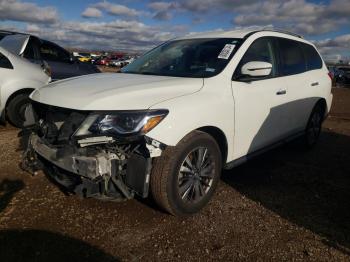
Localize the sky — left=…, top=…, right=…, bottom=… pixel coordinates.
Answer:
left=0, top=0, right=349, bottom=61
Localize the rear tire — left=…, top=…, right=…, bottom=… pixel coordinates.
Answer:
left=150, top=131, right=222, bottom=216
left=303, top=102, right=325, bottom=148
left=6, top=93, right=31, bottom=128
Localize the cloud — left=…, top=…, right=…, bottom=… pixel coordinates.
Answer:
left=148, top=2, right=176, bottom=12
left=0, top=0, right=348, bottom=60
left=146, top=0, right=256, bottom=21
left=325, top=0, right=350, bottom=18
left=178, top=0, right=257, bottom=13
left=313, top=34, right=350, bottom=55
left=82, top=7, right=102, bottom=19
left=148, top=2, right=177, bottom=20
left=162, top=0, right=350, bottom=36
left=0, top=0, right=59, bottom=24
left=93, top=1, right=142, bottom=17
left=153, top=10, right=172, bottom=21
left=231, top=0, right=350, bottom=36
left=21, top=19, right=176, bottom=51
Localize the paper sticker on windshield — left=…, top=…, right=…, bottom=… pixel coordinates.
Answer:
left=218, top=44, right=235, bottom=59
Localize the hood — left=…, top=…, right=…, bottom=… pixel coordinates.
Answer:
left=0, top=34, right=30, bottom=55
left=30, top=73, right=203, bottom=111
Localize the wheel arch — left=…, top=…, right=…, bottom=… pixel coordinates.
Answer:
left=315, top=98, right=327, bottom=120
left=196, top=126, right=228, bottom=164
left=5, top=88, right=34, bottom=109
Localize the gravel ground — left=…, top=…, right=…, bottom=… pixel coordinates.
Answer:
left=0, top=88, right=349, bottom=261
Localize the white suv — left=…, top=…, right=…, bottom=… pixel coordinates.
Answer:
left=22, top=30, right=332, bottom=215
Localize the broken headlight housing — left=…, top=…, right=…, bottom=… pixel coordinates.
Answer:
left=74, top=109, right=169, bottom=137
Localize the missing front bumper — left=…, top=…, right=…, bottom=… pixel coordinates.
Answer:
left=23, top=134, right=155, bottom=200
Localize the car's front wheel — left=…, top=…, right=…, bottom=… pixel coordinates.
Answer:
left=150, top=131, right=222, bottom=216
left=7, top=93, right=31, bottom=128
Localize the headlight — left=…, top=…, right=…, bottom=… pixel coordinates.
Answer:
left=74, top=109, right=168, bottom=137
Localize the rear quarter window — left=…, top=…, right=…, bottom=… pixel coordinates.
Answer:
left=277, top=38, right=306, bottom=76
left=301, top=43, right=323, bottom=71
left=0, top=52, right=13, bottom=69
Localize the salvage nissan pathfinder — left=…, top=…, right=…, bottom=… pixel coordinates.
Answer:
left=21, top=30, right=333, bottom=215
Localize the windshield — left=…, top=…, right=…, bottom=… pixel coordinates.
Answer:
left=122, top=38, right=241, bottom=78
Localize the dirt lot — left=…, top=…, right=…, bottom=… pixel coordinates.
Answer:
left=0, top=88, right=350, bottom=261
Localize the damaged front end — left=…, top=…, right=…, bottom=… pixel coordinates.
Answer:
left=20, top=102, right=167, bottom=201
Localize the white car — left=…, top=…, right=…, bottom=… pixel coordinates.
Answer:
left=22, top=30, right=332, bottom=215
left=122, top=57, right=135, bottom=66
left=0, top=46, right=50, bottom=127
left=110, top=59, right=124, bottom=67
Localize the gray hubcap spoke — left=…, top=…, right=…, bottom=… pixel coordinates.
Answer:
left=178, top=147, right=215, bottom=203
left=180, top=165, right=193, bottom=174
left=184, top=156, right=194, bottom=169
left=179, top=179, right=193, bottom=199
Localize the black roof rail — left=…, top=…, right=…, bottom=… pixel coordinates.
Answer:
left=244, top=29, right=303, bottom=39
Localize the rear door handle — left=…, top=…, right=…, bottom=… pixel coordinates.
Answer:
left=276, top=89, right=287, bottom=95
left=311, top=82, right=319, bottom=86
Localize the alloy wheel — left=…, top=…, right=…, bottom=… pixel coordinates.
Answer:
left=177, top=147, right=215, bottom=203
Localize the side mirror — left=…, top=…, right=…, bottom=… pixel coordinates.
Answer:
left=241, top=61, right=272, bottom=77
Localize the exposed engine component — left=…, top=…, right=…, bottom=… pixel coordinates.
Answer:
left=20, top=102, right=165, bottom=201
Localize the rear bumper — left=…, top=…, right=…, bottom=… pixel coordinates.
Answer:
left=325, top=93, right=333, bottom=118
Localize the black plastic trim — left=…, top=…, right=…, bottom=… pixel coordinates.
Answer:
left=224, top=131, right=304, bottom=169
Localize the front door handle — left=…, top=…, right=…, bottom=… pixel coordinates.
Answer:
left=276, top=89, right=287, bottom=95
left=311, top=82, right=319, bottom=86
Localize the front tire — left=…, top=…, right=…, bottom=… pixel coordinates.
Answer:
left=6, top=93, right=31, bottom=128
left=150, top=131, right=222, bottom=216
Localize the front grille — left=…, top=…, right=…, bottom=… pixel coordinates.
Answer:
left=31, top=101, right=89, bottom=145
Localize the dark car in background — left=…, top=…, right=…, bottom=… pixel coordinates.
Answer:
left=39, top=40, right=100, bottom=80
left=337, top=67, right=350, bottom=86
left=0, top=30, right=100, bottom=81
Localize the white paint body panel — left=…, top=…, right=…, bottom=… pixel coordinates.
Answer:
left=30, top=73, right=203, bottom=110
left=149, top=31, right=332, bottom=162
left=29, top=31, right=332, bottom=164
left=0, top=47, right=50, bottom=118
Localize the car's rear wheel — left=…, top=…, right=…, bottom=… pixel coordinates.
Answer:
left=7, top=93, right=31, bottom=128
left=150, top=131, right=222, bottom=216
left=304, top=102, right=324, bottom=147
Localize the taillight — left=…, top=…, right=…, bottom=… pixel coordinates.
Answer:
left=42, top=61, right=52, bottom=77
left=45, top=66, right=52, bottom=77
left=328, top=72, right=333, bottom=80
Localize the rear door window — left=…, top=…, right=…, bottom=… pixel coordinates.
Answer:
left=22, top=37, right=41, bottom=61
left=278, top=38, right=306, bottom=76
left=301, top=43, right=323, bottom=71
left=0, top=52, right=13, bottom=69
